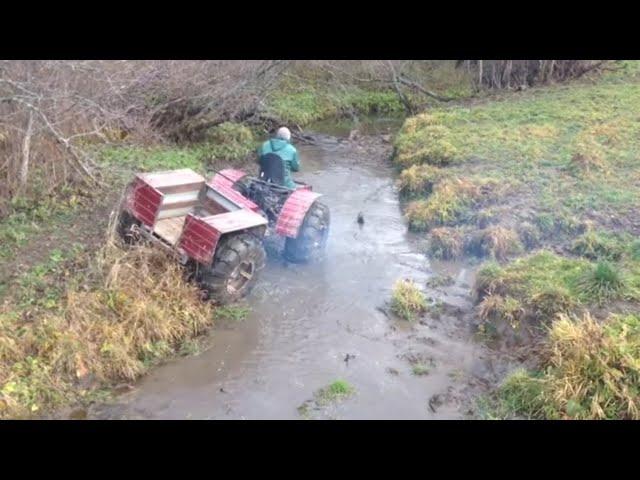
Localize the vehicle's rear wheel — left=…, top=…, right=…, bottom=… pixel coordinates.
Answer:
left=284, top=201, right=330, bottom=263
left=116, top=209, right=142, bottom=245
left=198, top=233, right=266, bottom=304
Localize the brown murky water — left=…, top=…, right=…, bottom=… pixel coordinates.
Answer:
left=88, top=132, right=504, bottom=420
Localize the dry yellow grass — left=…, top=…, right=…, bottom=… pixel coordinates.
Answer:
left=391, top=279, right=427, bottom=321
left=427, top=227, right=464, bottom=260
left=466, top=226, right=522, bottom=260
left=0, top=219, right=214, bottom=418
left=397, top=164, right=444, bottom=195
left=546, top=312, right=640, bottom=419
left=498, top=312, right=640, bottom=419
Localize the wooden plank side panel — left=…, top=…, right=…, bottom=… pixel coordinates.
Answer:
left=203, top=209, right=268, bottom=234
left=139, top=169, right=205, bottom=190
left=154, top=216, right=187, bottom=245
left=157, top=181, right=205, bottom=195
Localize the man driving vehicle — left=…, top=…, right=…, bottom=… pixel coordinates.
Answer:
left=257, top=126, right=300, bottom=189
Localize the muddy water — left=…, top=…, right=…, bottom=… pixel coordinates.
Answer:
left=89, top=133, right=502, bottom=420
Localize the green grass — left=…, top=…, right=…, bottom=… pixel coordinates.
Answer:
left=427, top=227, right=464, bottom=260
left=297, top=379, right=356, bottom=418
left=390, top=279, right=427, bottom=321
left=492, top=312, right=640, bottom=419
left=393, top=64, right=640, bottom=419
left=267, top=86, right=406, bottom=127
left=570, top=230, right=631, bottom=261
left=476, top=249, right=640, bottom=334
left=215, top=305, right=251, bottom=323
left=426, top=274, right=455, bottom=288
left=489, top=369, right=556, bottom=419
left=98, top=123, right=256, bottom=180
left=476, top=251, right=589, bottom=301
left=575, top=261, right=626, bottom=305
left=100, top=145, right=206, bottom=174
left=10, top=247, right=83, bottom=311
left=316, top=380, right=355, bottom=404
left=394, top=71, right=640, bottom=239
left=0, top=193, right=88, bottom=260
left=412, top=364, right=430, bottom=376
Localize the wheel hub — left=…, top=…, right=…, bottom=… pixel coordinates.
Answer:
left=227, top=260, right=255, bottom=294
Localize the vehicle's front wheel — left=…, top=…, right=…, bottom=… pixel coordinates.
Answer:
left=284, top=201, right=330, bottom=263
left=198, top=233, right=266, bottom=304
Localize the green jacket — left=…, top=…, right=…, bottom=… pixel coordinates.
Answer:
left=257, top=138, right=300, bottom=189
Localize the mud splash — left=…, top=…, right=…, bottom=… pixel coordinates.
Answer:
left=88, top=132, right=506, bottom=420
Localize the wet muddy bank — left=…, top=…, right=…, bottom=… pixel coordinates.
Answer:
left=83, top=129, right=513, bottom=420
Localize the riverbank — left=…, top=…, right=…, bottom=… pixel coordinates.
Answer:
left=393, top=66, right=640, bottom=419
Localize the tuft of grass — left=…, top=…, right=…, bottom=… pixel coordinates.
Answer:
left=528, top=286, right=577, bottom=321
left=493, top=369, right=555, bottom=419
left=516, top=222, right=542, bottom=250
left=215, top=305, right=251, bottom=323
left=316, top=380, right=355, bottom=405
left=426, top=274, right=455, bottom=289
left=496, top=312, right=640, bottom=419
left=570, top=230, right=628, bottom=261
left=405, top=177, right=493, bottom=231
left=474, top=251, right=590, bottom=331
left=473, top=207, right=501, bottom=229
left=465, top=226, right=522, bottom=260
left=391, top=279, right=427, bottom=321
left=99, top=145, right=205, bottom=173
left=397, top=164, right=444, bottom=196
left=475, top=251, right=589, bottom=300
left=474, top=261, right=505, bottom=298
left=533, top=212, right=557, bottom=237
left=394, top=113, right=466, bottom=167
left=297, top=379, right=357, bottom=418
left=412, top=364, right=430, bottom=376
left=427, top=227, right=464, bottom=260
left=478, top=294, right=525, bottom=330
left=574, top=261, right=626, bottom=304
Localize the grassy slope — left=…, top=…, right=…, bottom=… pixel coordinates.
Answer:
left=266, top=61, right=474, bottom=127
left=397, top=71, right=640, bottom=237
left=392, top=62, right=640, bottom=419
left=0, top=123, right=260, bottom=418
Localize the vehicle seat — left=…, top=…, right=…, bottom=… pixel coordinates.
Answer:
left=259, top=153, right=285, bottom=185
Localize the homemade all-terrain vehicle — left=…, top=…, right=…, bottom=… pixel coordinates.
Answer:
left=116, top=156, right=330, bottom=304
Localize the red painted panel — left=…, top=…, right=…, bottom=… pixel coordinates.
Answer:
left=130, top=179, right=162, bottom=227
left=178, top=214, right=221, bottom=265
left=214, top=169, right=246, bottom=183
left=275, top=190, right=322, bottom=238
left=209, top=169, right=260, bottom=212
